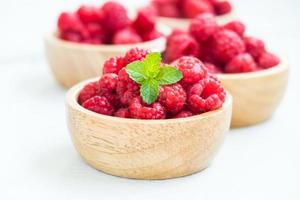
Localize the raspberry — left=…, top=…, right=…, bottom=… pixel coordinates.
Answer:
left=183, top=0, right=214, bottom=18
left=99, top=73, right=118, bottom=93
left=78, top=81, right=99, bottom=104
left=60, top=31, right=82, bottom=42
left=158, top=83, right=187, bottom=114
left=76, top=5, right=102, bottom=24
left=204, top=62, right=222, bottom=74
left=173, top=110, right=194, bottom=118
left=134, top=6, right=157, bottom=34
left=214, top=1, right=232, bottom=15
left=101, top=2, right=130, bottom=32
left=258, top=52, right=280, bottom=69
left=188, top=77, right=226, bottom=113
left=165, top=32, right=200, bottom=62
left=85, top=23, right=109, bottom=43
left=124, top=48, right=150, bottom=65
left=116, top=68, right=140, bottom=105
left=129, top=98, right=166, bottom=119
left=142, top=30, right=162, bottom=41
left=244, top=37, right=266, bottom=59
left=189, top=13, right=218, bottom=42
left=58, top=12, right=84, bottom=33
left=82, top=96, right=114, bottom=115
left=225, top=53, right=257, bottom=73
left=172, top=56, right=207, bottom=85
left=103, top=56, right=126, bottom=74
left=112, top=28, right=142, bottom=45
left=223, top=20, right=246, bottom=36
left=212, top=30, right=246, bottom=63
left=114, top=108, right=130, bottom=118
left=155, top=4, right=181, bottom=18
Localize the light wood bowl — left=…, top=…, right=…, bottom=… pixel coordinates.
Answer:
left=45, top=25, right=169, bottom=88
left=218, top=62, right=289, bottom=128
left=66, top=78, right=232, bottom=180
left=158, top=12, right=236, bottom=30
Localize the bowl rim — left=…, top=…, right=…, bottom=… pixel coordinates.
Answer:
left=45, top=23, right=170, bottom=52
left=66, top=77, right=232, bottom=125
left=218, top=60, right=288, bottom=80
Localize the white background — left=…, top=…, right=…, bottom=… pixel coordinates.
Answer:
left=0, top=0, right=300, bottom=199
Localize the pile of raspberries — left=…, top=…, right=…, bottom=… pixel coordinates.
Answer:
left=57, top=2, right=161, bottom=44
left=164, top=13, right=280, bottom=73
left=152, top=0, right=232, bottom=18
left=78, top=48, right=226, bottom=119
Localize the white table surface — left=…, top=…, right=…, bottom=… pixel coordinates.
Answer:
left=1, top=0, right=299, bottom=199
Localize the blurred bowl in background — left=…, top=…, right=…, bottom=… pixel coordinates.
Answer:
left=45, top=24, right=169, bottom=88
left=218, top=60, right=289, bottom=128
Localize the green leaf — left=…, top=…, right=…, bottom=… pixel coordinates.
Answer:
left=125, top=61, right=146, bottom=84
left=143, top=52, right=161, bottom=78
left=156, top=66, right=183, bottom=85
left=140, top=79, right=159, bottom=105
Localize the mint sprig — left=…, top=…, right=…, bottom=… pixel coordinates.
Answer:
left=125, top=52, right=183, bottom=104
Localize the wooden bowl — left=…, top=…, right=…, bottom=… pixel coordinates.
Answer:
left=218, top=62, right=289, bottom=128
left=66, top=78, right=232, bottom=180
left=158, top=12, right=236, bottom=30
left=45, top=25, right=169, bottom=88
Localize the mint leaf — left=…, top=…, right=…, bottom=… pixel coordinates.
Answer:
left=143, top=52, right=161, bottom=78
left=156, top=66, right=183, bottom=85
left=125, top=61, right=146, bottom=84
left=140, top=79, right=159, bottom=104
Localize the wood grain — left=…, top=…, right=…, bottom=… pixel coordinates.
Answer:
left=66, top=78, right=232, bottom=180
left=218, top=62, right=289, bottom=128
left=45, top=25, right=169, bottom=88
left=158, top=11, right=236, bottom=30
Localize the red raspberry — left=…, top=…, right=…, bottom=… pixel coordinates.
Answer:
left=223, top=20, right=246, bottom=36
left=172, top=56, right=207, bottom=85
left=133, top=6, right=157, bottom=34
left=85, top=23, right=109, bottom=44
left=60, top=31, right=82, bottom=42
left=173, top=110, right=194, bottom=118
left=188, top=77, right=226, bottom=113
left=78, top=81, right=99, bottom=105
left=225, top=53, right=257, bottom=73
left=158, top=83, right=187, bottom=114
left=212, top=30, right=246, bottom=63
left=244, top=37, right=266, bottom=59
left=183, top=0, right=214, bottom=18
left=124, top=48, right=150, bottom=65
left=189, top=13, right=218, bottom=42
left=76, top=5, right=102, bottom=24
left=214, top=1, right=232, bottom=15
left=129, top=98, right=166, bottom=119
left=82, top=96, right=114, bottom=115
left=99, top=73, right=118, bottom=93
left=142, top=30, right=162, bottom=41
left=112, top=28, right=142, bottom=45
left=58, top=12, right=84, bottom=33
left=204, top=62, right=222, bottom=74
left=165, top=32, right=200, bottom=62
left=114, top=108, right=130, bottom=118
left=258, top=52, right=280, bottom=69
left=103, top=56, right=126, bottom=74
left=155, top=4, right=181, bottom=18
left=116, top=68, right=140, bottom=105
left=101, top=2, right=130, bottom=32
